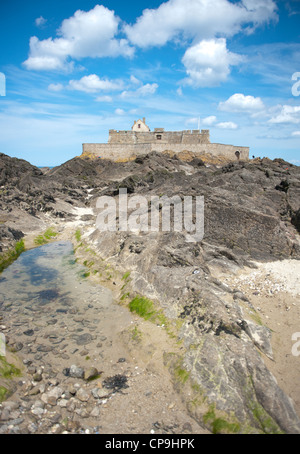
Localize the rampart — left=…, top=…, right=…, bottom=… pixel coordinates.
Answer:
left=82, top=142, right=249, bottom=162
left=108, top=129, right=210, bottom=145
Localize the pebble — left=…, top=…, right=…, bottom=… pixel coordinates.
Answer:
left=69, top=365, right=85, bottom=379
left=76, top=388, right=90, bottom=402
left=84, top=367, right=99, bottom=381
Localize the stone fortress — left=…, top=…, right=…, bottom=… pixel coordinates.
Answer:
left=82, top=118, right=249, bottom=162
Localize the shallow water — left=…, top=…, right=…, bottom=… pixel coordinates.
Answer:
left=0, top=241, right=112, bottom=315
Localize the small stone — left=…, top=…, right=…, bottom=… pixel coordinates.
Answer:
left=13, top=342, right=23, bottom=352
left=28, top=386, right=41, bottom=396
left=58, top=399, right=68, bottom=408
left=27, top=422, right=38, bottom=433
left=90, top=406, right=100, bottom=417
left=0, top=409, right=11, bottom=421
left=76, top=388, right=90, bottom=402
left=41, top=387, right=63, bottom=406
left=84, top=367, right=99, bottom=381
left=33, top=373, right=43, bottom=382
left=69, top=365, right=84, bottom=379
left=91, top=388, right=111, bottom=399
left=31, top=407, right=45, bottom=417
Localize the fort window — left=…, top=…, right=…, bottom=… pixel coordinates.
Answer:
left=235, top=150, right=240, bottom=160
left=156, top=135, right=162, bottom=140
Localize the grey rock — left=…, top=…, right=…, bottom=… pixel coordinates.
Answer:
left=84, top=367, right=99, bottom=381
left=76, top=388, right=90, bottom=402
left=69, top=365, right=85, bottom=379
left=76, top=333, right=93, bottom=345
left=41, top=386, right=63, bottom=406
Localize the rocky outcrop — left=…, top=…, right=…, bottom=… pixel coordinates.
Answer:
left=84, top=153, right=300, bottom=432
left=1, top=151, right=300, bottom=433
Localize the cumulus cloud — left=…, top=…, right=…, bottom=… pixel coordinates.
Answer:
left=24, top=5, right=134, bottom=71
left=268, top=105, right=300, bottom=124
left=124, top=0, right=278, bottom=48
left=120, top=82, right=158, bottom=98
left=202, top=115, right=217, bottom=126
left=68, top=74, right=124, bottom=93
left=181, top=38, right=242, bottom=87
left=216, top=121, right=238, bottom=129
left=218, top=93, right=265, bottom=113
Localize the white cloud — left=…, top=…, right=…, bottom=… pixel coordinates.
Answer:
left=186, top=117, right=200, bottom=126
left=202, top=115, right=217, bottom=126
left=48, top=83, right=64, bottom=92
left=268, top=105, right=300, bottom=124
left=182, top=38, right=242, bottom=87
left=95, top=95, right=113, bottom=103
left=136, top=83, right=158, bottom=96
left=217, top=121, right=238, bottom=129
left=68, top=74, right=124, bottom=93
left=35, top=16, right=47, bottom=28
left=115, top=108, right=125, bottom=115
left=291, top=131, right=300, bottom=137
left=124, top=0, right=278, bottom=48
left=24, top=5, right=134, bottom=71
left=130, top=75, right=142, bottom=85
left=120, top=82, right=158, bottom=98
left=218, top=93, right=265, bottom=113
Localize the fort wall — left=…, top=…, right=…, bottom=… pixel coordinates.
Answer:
left=82, top=142, right=249, bottom=162
left=108, top=129, right=210, bottom=145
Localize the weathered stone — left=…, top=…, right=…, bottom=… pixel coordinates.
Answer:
left=41, top=387, right=63, bottom=406
left=84, top=367, right=99, bottom=381
left=91, top=388, right=111, bottom=399
left=69, top=365, right=85, bottom=379
left=76, top=388, right=90, bottom=402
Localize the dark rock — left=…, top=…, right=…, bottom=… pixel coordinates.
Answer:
left=23, top=329, right=34, bottom=336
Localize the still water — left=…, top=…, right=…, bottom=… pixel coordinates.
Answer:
left=0, top=241, right=111, bottom=314
left=0, top=241, right=134, bottom=365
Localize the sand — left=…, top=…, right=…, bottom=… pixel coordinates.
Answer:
left=221, top=259, right=300, bottom=418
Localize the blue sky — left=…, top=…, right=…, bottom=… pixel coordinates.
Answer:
left=0, top=0, right=300, bottom=166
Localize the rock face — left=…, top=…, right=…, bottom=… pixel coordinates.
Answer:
left=1, top=151, right=300, bottom=433
left=85, top=153, right=300, bottom=433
